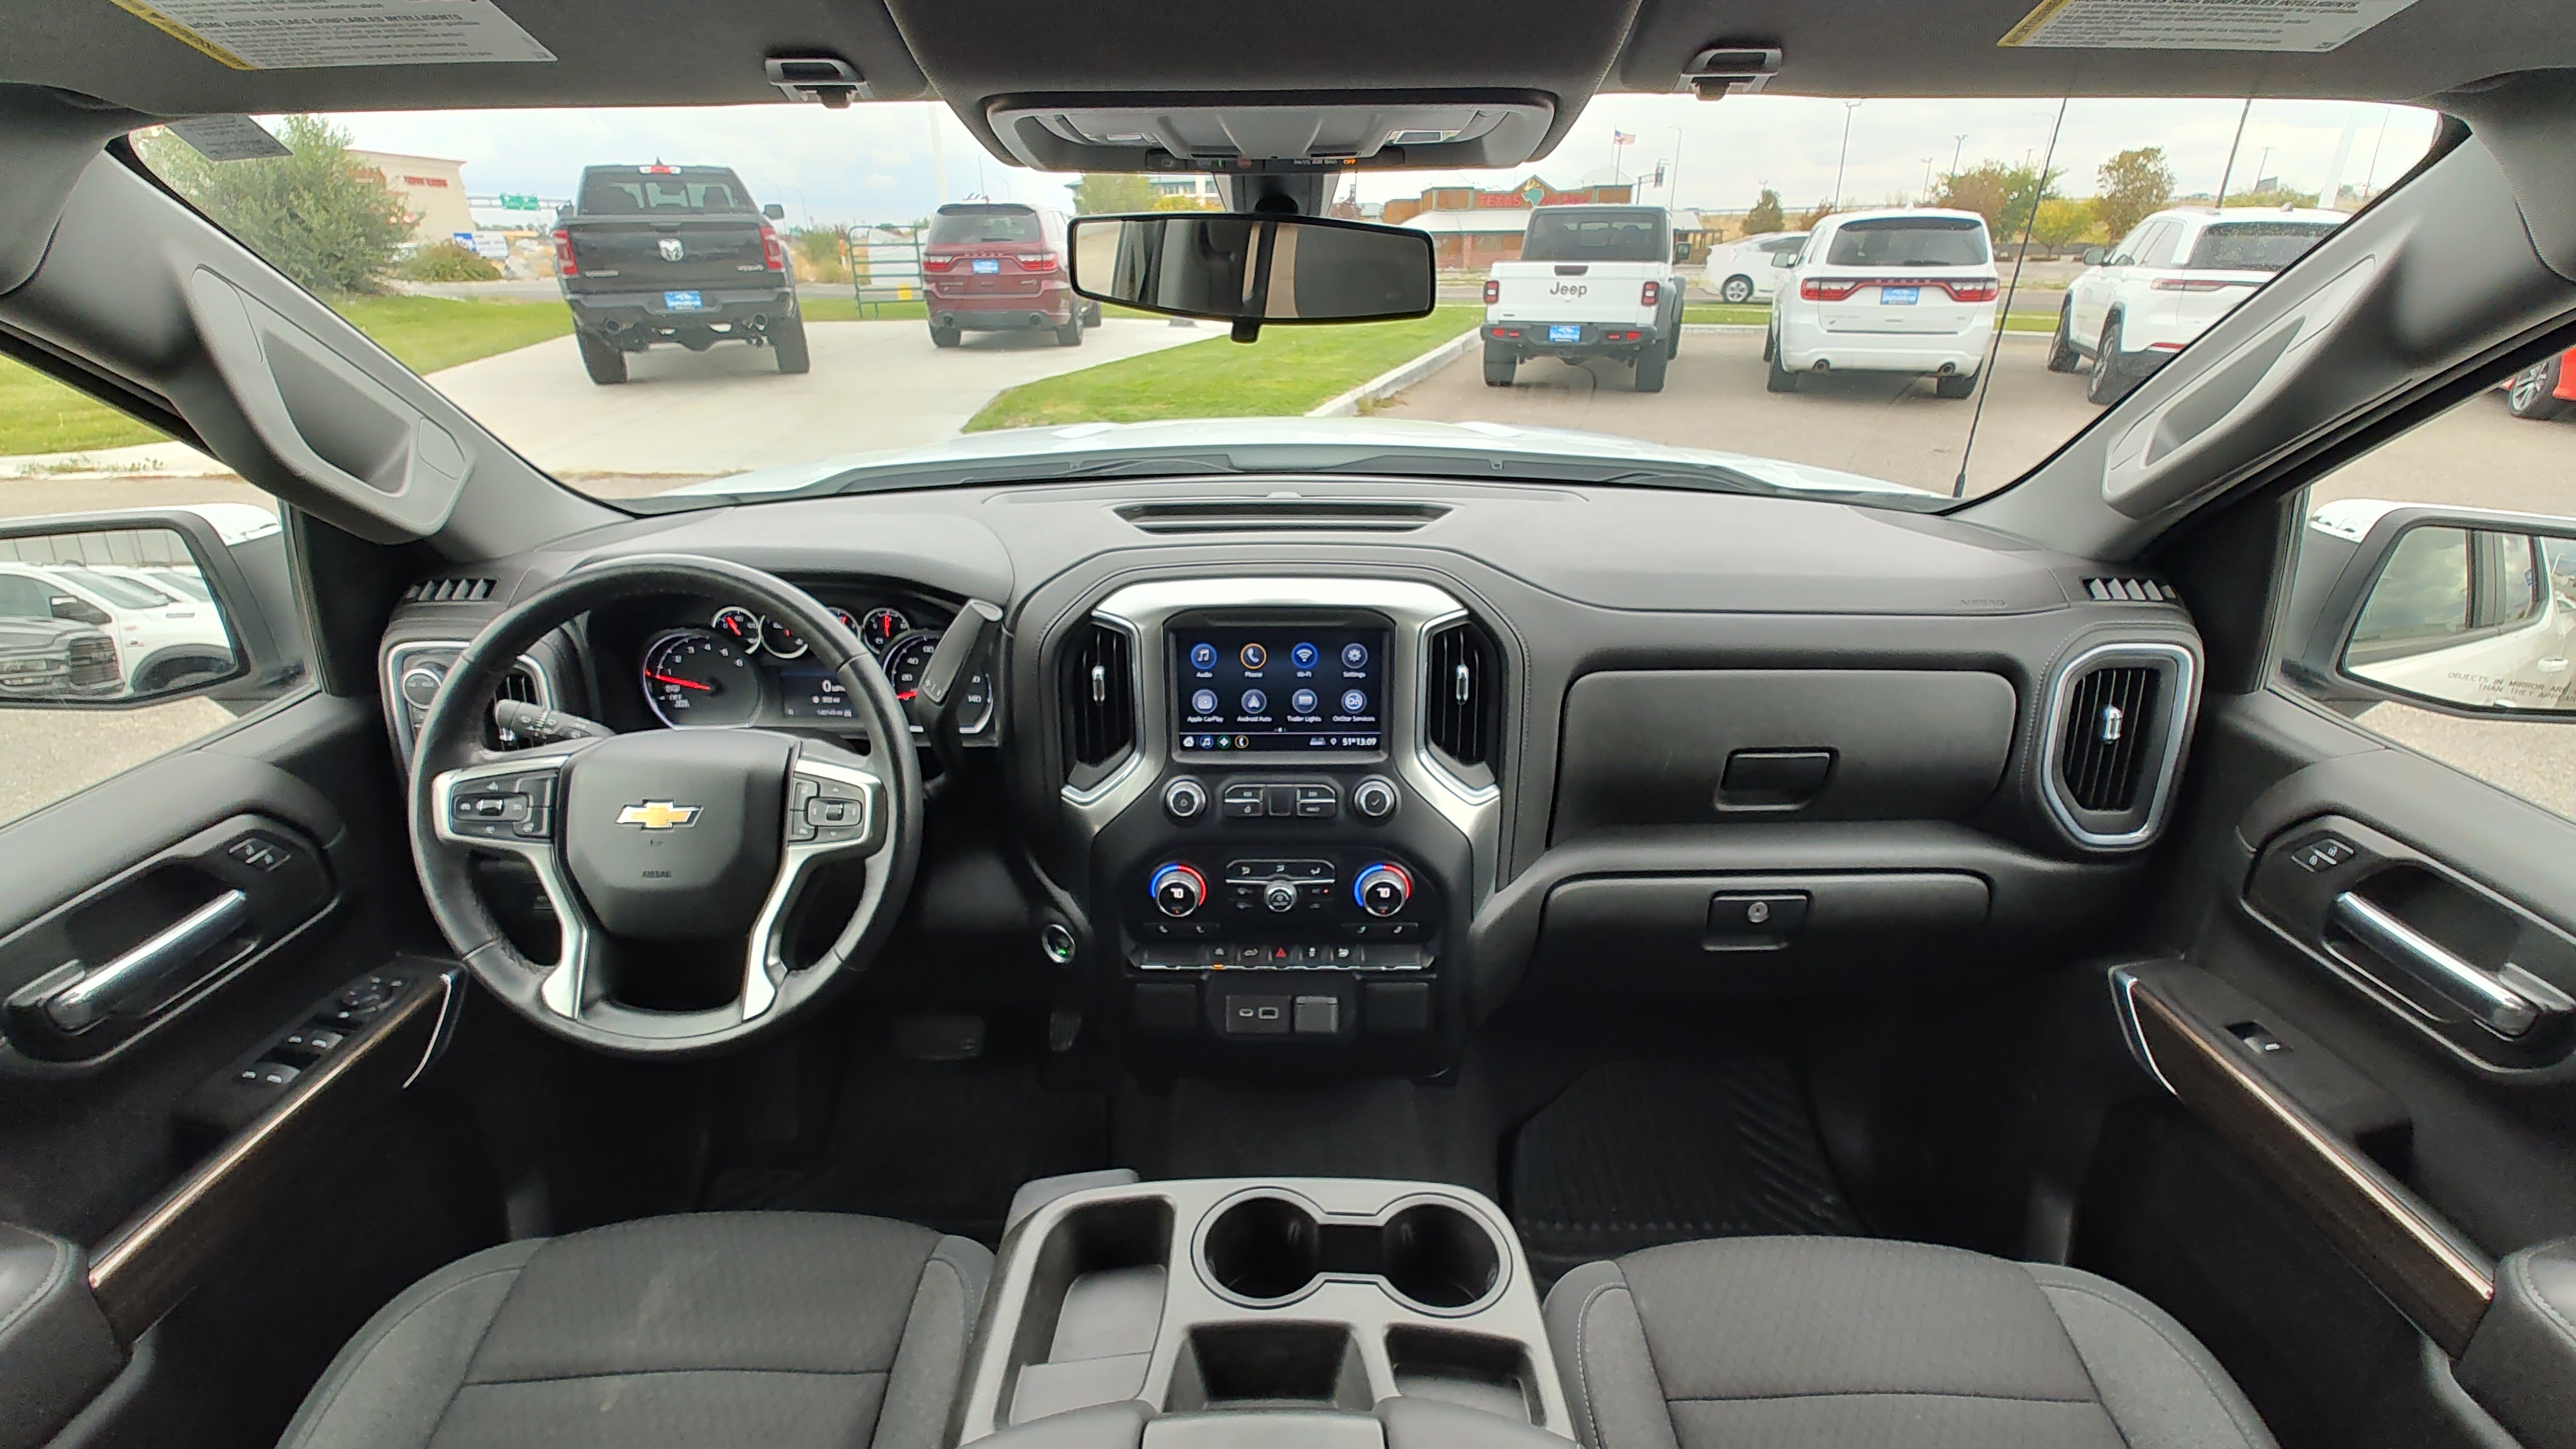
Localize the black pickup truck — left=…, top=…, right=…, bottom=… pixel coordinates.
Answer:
left=550, top=164, right=808, bottom=384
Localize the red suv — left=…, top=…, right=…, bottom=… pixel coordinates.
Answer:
left=921, top=202, right=1098, bottom=348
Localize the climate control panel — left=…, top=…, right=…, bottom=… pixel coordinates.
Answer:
left=1125, top=848, right=1438, bottom=963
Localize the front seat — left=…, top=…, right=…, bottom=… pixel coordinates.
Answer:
left=1546, top=1236, right=2276, bottom=1449
left=277, top=1212, right=991, bottom=1449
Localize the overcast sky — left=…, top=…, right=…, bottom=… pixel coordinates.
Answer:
left=331, top=92, right=2441, bottom=230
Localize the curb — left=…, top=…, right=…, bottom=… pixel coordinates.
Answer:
left=1306, top=328, right=1480, bottom=417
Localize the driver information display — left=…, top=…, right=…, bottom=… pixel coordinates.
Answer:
left=1176, top=628, right=1385, bottom=751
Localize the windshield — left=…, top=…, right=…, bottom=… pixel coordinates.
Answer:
left=928, top=207, right=1043, bottom=245
left=48, top=97, right=2433, bottom=516
left=1824, top=218, right=1990, bottom=268
left=55, top=569, right=173, bottom=608
left=2188, top=221, right=2338, bottom=272
left=1521, top=211, right=1667, bottom=264
left=577, top=167, right=751, bottom=215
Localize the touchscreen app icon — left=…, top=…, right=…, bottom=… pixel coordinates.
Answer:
left=1341, top=642, right=1369, bottom=669
left=1189, top=642, right=1216, bottom=669
left=1291, top=641, right=1320, bottom=669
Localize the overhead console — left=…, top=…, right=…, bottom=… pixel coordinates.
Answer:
left=1057, top=580, right=1502, bottom=1074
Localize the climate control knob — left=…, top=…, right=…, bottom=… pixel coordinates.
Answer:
left=1262, top=879, right=1301, bottom=913
left=1150, top=863, right=1206, bottom=918
left=1353, top=862, right=1412, bottom=918
left=1352, top=775, right=1399, bottom=821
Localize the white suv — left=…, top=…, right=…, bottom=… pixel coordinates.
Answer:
left=1767, top=209, right=1997, bottom=399
left=1704, top=231, right=1807, bottom=304
left=2056, top=206, right=2344, bottom=405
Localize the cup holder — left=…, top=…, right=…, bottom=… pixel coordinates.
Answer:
left=1199, top=1192, right=1506, bottom=1314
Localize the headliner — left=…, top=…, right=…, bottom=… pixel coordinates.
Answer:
left=0, top=0, right=2563, bottom=162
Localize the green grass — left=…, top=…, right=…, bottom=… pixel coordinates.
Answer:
left=963, top=306, right=1481, bottom=433
left=3, top=294, right=574, bottom=457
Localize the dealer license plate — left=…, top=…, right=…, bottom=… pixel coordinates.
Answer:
left=1879, top=287, right=1919, bottom=305
left=972, top=258, right=1001, bottom=274
left=1547, top=324, right=1582, bottom=343
left=663, top=291, right=704, bottom=311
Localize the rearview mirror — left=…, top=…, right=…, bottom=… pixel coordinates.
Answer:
left=2080, top=246, right=2105, bottom=265
left=0, top=507, right=304, bottom=711
left=1069, top=213, right=1435, bottom=338
left=762, top=203, right=786, bottom=220
left=2285, top=502, right=2576, bottom=719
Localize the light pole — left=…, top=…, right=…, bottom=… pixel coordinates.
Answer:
left=1920, top=157, right=1936, bottom=197
left=1831, top=100, right=1862, bottom=213
left=1667, top=125, right=1686, bottom=205
left=1951, top=133, right=1968, bottom=177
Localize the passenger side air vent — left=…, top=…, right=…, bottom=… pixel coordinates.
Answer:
left=1424, top=621, right=1500, bottom=779
left=2043, top=644, right=2197, bottom=848
left=404, top=576, right=497, bottom=603
left=2081, top=576, right=2179, bottom=604
left=1114, top=500, right=1450, bottom=535
left=1062, top=622, right=1135, bottom=786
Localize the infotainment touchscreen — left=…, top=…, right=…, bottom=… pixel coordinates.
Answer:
left=1174, top=627, right=1386, bottom=752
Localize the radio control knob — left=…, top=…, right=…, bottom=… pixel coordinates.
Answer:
left=1354, top=862, right=1412, bottom=918
left=1262, top=879, right=1300, bottom=913
left=1150, top=863, right=1206, bottom=918
left=1163, top=776, right=1208, bottom=821
left=1352, top=776, right=1399, bottom=821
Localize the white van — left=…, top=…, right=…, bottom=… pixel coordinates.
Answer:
left=1767, top=208, right=1997, bottom=398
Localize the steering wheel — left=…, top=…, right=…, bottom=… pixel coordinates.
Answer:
left=406, top=555, right=923, bottom=1057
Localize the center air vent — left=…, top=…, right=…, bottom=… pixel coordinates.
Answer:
left=1114, top=500, right=1450, bottom=535
left=1425, top=621, right=1499, bottom=778
left=488, top=665, right=544, bottom=750
left=1062, top=622, right=1135, bottom=785
left=2043, top=644, right=2197, bottom=848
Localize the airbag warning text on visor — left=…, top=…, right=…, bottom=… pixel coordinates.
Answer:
left=1999, top=0, right=2419, bottom=52
left=105, top=0, right=558, bottom=71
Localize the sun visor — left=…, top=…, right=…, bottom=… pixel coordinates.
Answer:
left=983, top=94, right=1555, bottom=173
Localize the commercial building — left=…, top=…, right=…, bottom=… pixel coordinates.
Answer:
left=347, top=149, right=474, bottom=247
left=1383, top=177, right=1635, bottom=269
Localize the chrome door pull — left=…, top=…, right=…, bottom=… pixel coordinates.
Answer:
left=2331, top=891, right=2548, bottom=1038
left=45, top=890, right=251, bottom=1033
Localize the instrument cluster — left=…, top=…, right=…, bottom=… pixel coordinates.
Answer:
left=634, top=599, right=994, bottom=739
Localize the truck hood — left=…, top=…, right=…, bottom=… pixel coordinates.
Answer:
left=657, top=416, right=1933, bottom=502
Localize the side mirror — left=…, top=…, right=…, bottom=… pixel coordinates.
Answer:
left=0, top=507, right=304, bottom=711
left=1770, top=250, right=1795, bottom=269
left=762, top=203, right=786, bottom=221
left=2080, top=247, right=2106, bottom=265
left=1068, top=213, right=1435, bottom=338
left=2284, top=502, right=2576, bottom=718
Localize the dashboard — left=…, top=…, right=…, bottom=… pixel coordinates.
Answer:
left=380, top=474, right=2202, bottom=1077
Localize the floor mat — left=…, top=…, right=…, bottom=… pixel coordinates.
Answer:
left=1507, top=1058, right=1861, bottom=1279
left=718, top=1057, right=1109, bottom=1244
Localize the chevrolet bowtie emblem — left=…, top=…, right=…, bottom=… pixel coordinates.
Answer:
left=616, top=801, right=702, bottom=830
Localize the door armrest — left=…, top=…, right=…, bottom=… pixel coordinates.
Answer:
left=0, top=1223, right=123, bottom=1449
left=2460, top=1237, right=2576, bottom=1449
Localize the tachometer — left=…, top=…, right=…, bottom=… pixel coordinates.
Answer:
left=641, top=630, right=762, bottom=728
left=710, top=606, right=763, bottom=652
left=879, top=630, right=994, bottom=735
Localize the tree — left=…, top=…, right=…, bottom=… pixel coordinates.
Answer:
left=1743, top=186, right=1785, bottom=236
left=136, top=116, right=413, bottom=294
left=1931, top=160, right=2059, bottom=242
left=789, top=225, right=848, bottom=282
left=392, top=240, right=501, bottom=282
left=1792, top=199, right=1836, bottom=230
left=2095, top=147, right=2175, bottom=241
left=2029, top=197, right=2099, bottom=256
left=1071, top=174, right=1159, bottom=214
left=2223, top=184, right=2322, bottom=209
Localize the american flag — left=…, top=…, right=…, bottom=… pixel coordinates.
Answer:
left=1611, top=131, right=1636, bottom=145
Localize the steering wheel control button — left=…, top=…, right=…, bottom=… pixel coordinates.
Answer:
left=1151, top=863, right=1208, bottom=917
left=1355, top=863, right=1412, bottom=918
left=1352, top=776, right=1399, bottom=820
left=1709, top=891, right=1810, bottom=938
left=787, top=777, right=823, bottom=841
left=1163, top=777, right=1209, bottom=821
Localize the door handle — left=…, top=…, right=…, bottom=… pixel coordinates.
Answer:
left=2330, top=891, right=2551, bottom=1038
left=44, top=890, right=252, bottom=1033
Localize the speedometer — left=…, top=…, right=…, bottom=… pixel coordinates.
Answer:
left=879, top=631, right=994, bottom=735
left=640, top=630, right=762, bottom=728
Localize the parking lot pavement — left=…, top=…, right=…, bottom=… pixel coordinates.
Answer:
left=1379, top=330, right=2091, bottom=496
left=0, top=697, right=235, bottom=826
left=425, top=318, right=1207, bottom=477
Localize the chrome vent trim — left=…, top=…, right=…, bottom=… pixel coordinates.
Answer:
left=2039, top=641, right=2197, bottom=850
left=382, top=640, right=555, bottom=770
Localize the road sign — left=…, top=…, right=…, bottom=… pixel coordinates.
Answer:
left=497, top=192, right=540, bottom=211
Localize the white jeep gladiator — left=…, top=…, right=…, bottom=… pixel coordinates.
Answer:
left=1481, top=206, right=1682, bottom=392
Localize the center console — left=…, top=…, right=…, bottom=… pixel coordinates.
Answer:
left=1062, top=580, right=1502, bottom=1073
left=955, top=1177, right=1570, bottom=1446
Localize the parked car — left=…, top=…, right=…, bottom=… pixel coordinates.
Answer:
left=0, top=616, right=119, bottom=700
left=552, top=164, right=806, bottom=384
left=2055, top=206, right=2344, bottom=405
left=1481, top=206, right=1683, bottom=391
left=2502, top=345, right=2576, bottom=419
left=1767, top=208, right=1997, bottom=397
left=922, top=202, right=1095, bottom=348
left=1702, top=230, right=1807, bottom=304
left=0, top=561, right=235, bottom=694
